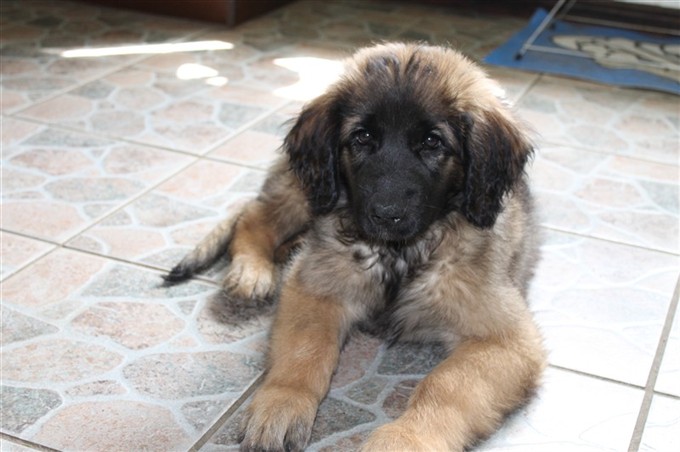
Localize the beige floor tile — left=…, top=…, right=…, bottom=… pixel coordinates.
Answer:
left=1, top=249, right=266, bottom=450
left=518, top=76, right=679, bottom=164
left=0, top=232, right=54, bottom=280
left=66, top=159, right=264, bottom=271
left=1, top=120, right=194, bottom=242
left=531, top=231, right=679, bottom=386
left=2, top=0, right=678, bottom=450
left=532, top=145, right=679, bottom=253
left=639, top=395, right=680, bottom=452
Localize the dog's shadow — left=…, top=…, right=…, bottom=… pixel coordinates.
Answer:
left=208, top=289, right=276, bottom=324
left=196, top=282, right=278, bottom=345
left=199, top=236, right=305, bottom=337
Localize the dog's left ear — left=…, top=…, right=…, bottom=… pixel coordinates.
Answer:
left=460, top=109, right=533, bottom=228
left=284, top=93, right=342, bottom=215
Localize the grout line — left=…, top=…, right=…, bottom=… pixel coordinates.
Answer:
left=196, top=100, right=295, bottom=158
left=652, top=390, right=680, bottom=401
left=5, top=26, right=213, bottom=118
left=21, top=101, right=292, bottom=251
left=0, top=432, right=61, bottom=452
left=513, top=73, right=543, bottom=105
left=0, top=238, right=64, bottom=285
left=5, top=57, right=146, bottom=117
left=57, top=242, right=221, bottom=287
left=188, top=373, right=265, bottom=451
left=40, top=106, right=285, bottom=247
left=4, top=114, right=212, bottom=160
left=547, top=364, right=647, bottom=391
left=0, top=231, right=58, bottom=283
left=6, top=60, right=135, bottom=118
left=51, top=158, right=232, bottom=257
left=0, top=229, right=60, bottom=248
left=539, top=225, right=680, bottom=258
left=199, top=152, right=277, bottom=172
left=48, top=155, right=200, bottom=247
left=7, top=93, right=291, bottom=164
left=0, top=230, right=219, bottom=288
left=5, top=108, right=279, bottom=175
left=628, top=273, right=680, bottom=452
left=5, top=110, right=233, bottom=163
left=2, top=102, right=294, bottom=284
left=534, top=137, right=679, bottom=168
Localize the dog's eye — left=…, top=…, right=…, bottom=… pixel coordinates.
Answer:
left=354, top=130, right=373, bottom=146
left=422, top=133, right=441, bottom=149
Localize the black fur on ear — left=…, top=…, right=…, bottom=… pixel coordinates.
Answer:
left=284, top=93, right=343, bottom=215
left=460, top=110, right=533, bottom=229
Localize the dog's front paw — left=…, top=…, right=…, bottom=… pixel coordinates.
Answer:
left=362, top=421, right=443, bottom=452
left=239, top=385, right=317, bottom=452
left=223, top=254, right=276, bottom=300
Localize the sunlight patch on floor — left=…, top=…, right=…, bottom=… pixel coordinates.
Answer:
left=272, top=56, right=344, bottom=101
left=50, top=40, right=234, bottom=58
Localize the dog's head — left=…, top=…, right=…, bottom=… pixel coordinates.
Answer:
left=285, top=43, right=533, bottom=243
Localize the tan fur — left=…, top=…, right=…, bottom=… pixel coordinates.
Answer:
left=168, top=43, right=547, bottom=451
left=240, top=273, right=352, bottom=449
left=223, top=200, right=279, bottom=298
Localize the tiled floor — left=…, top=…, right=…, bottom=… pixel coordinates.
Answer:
left=1, top=0, right=678, bottom=451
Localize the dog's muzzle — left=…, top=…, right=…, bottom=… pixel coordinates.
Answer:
left=370, top=203, right=405, bottom=226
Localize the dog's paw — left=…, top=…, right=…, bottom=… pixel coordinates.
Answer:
left=222, top=254, right=276, bottom=300
left=239, top=385, right=317, bottom=452
left=362, top=421, right=442, bottom=452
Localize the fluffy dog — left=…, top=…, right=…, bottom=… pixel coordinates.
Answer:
left=165, top=43, right=546, bottom=451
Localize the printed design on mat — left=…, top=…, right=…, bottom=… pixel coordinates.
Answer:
left=553, top=35, right=680, bottom=82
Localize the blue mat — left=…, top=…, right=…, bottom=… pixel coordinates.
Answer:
left=484, top=9, right=680, bottom=95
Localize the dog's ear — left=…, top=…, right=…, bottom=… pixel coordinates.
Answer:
left=460, top=109, right=533, bottom=228
left=284, top=93, right=342, bottom=215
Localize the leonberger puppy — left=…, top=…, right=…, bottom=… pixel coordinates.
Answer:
left=165, top=43, right=546, bottom=451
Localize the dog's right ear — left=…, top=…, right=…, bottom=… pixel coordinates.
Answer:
left=284, top=93, right=342, bottom=215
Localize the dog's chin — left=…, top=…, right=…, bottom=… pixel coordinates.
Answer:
left=356, top=218, right=424, bottom=245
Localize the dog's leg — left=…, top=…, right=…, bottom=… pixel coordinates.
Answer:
left=165, top=159, right=310, bottom=299
left=222, top=162, right=310, bottom=299
left=221, top=198, right=283, bottom=299
left=239, top=273, right=354, bottom=451
left=164, top=198, right=285, bottom=298
left=163, top=213, right=240, bottom=285
left=362, top=314, right=546, bottom=451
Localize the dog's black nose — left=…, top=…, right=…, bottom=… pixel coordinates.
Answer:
left=371, top=204, right=405, bottom=224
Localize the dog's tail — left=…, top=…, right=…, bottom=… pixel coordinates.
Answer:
left=162, top=214, right=241, bottom=286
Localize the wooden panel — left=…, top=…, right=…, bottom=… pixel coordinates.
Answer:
left=80, top=0, right=291, bottom=26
